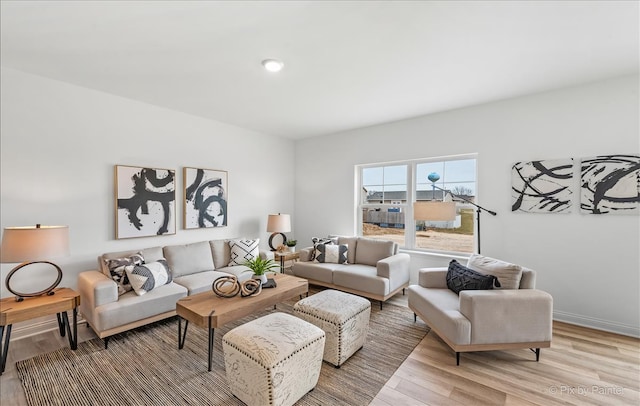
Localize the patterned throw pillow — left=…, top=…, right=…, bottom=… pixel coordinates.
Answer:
left=446, top=259, right=501, bottom=295
left=310, top=237, right=334, bottom=261
left=228, top=238, right=259, bottom=266
left=315, top=244, right=348, bottom=264
left=124, top=259, right=172, bottom=296
left=104, top=253, right=145, bottom=295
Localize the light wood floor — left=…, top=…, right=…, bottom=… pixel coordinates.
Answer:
left=1, top=295, right=638, bottom=406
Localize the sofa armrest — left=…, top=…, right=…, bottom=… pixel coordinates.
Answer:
left=459, top=289, right=553, bottom=345
left=298, top=247, right=314, bottom=262
left=377, top=253, right=410, bottom=290
left=78, top=270, right=118, bottom=310
left=417, top=268, right=448, bottom=288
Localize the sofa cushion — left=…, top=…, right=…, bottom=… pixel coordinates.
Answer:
left=173, top=270, right=239, bottom=295
left=210, top=239, right=232, bottom=269
left=315, top=244, right=348, bottom=264
left=467, top=254, right=523, bottom=290
left=332, top=264, right=389, bottom=297
left=103, top=252, right=144, bottom=295
left=354, top=238, right=395, bottom=267
left=337, top=236, right=358, bottom=265
left=446, top=260, right=500, bottom=295
left=292, top=262, right=336, bottom=284
left=163, top=241, right=215, bottom=278
left=228, top=238, right=259, bottom=266
left=125, top=259, right=173, bottom=296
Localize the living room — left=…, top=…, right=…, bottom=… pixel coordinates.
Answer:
left=1, top=1, right=638, bottom=405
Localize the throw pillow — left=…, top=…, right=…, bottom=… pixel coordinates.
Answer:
left=446, top=259, right=501, bottom=295
left=315, top=244, right=348, bottom=264
left=466, top=254, right=523, bottom=290
left=125, top=259, right=172, bottom=296
left=228, top=238, right=259, bottom=266
left=103, top=253, right=144, bottom=295
left=311, top=237, right=334, bottom=261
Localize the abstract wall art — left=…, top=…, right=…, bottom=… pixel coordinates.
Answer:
left=511, top=158, right=574, bottom=213
left=580, top=154, right=640, bottom=214
left=184, top=167, right=228, bottom=229
left=115, top=165, right=176, bottom=239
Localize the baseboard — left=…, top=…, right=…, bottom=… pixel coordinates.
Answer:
left=7, top=314, right=87, bottom=341
left=554, top=310, right=640, bottom=338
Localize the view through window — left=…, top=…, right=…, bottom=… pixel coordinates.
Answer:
left=358, top=156, right=477, bottom=253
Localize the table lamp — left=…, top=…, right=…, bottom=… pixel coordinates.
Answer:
left=1, top=224, right=70, bottom=302
left=266, top=214, right=291, bottom=251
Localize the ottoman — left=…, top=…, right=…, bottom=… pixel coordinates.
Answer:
left=222, top=312, right=325, bottom=406
left=293, top=289, right=371, bottom=367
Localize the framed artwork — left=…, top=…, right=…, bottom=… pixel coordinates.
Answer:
left=511, top=158, right=574, bottom=213
left=581, top=154, right=640, bottom=214
left=184, top=167, right=228, bottom=229
left=115, top=165, right=176, bottom=239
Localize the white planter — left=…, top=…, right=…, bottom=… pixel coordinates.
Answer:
left=253, top=274, right=268, bottom=285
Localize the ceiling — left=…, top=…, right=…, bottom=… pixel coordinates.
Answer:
left=1, top=1, right=638, bottom=139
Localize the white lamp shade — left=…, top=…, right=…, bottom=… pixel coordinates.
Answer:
left=0, top=225, right=70, bottom=263
left=266, top=214, right=291, bottom=233
left=413, top=202, right=456, bottom=221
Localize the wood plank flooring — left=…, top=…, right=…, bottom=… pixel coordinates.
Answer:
left=1, top=294, right=638, bottom=406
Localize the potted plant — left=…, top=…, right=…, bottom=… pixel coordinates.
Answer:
left=244, top=257, right=279, bottom=284
left=285, top=239, right=297, bottom=252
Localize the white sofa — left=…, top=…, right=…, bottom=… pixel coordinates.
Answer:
left=78, top=239, right=270, bottom=347
left=292, top=236, right=410, bottom=309
left=408, top=254, right=553, bottom=365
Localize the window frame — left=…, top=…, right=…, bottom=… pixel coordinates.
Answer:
left=356, top=153, right=477, bottom=255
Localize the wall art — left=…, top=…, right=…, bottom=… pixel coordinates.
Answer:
left=580, top=154, right=640, bottom=214
left=115, top=165, right=176, bottom=239
left=511, top=158, right=574, bottom=213
left=184, top=167, right=228, bottom=229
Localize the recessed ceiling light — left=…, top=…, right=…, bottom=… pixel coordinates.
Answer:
left=262, top=59, right=284, bottom=73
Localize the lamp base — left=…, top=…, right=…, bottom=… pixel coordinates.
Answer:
left=5, top=261, right=63, bottom=302
left=268, top=232, right=287, bottom=251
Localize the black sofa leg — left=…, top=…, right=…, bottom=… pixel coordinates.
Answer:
left=379, top=301, right=383, bottom=310
left=413, top=312, right=417, bottom=322
left=104, top=337, right=110, bottom=349
left=402, top=288, right=405, bottom=295
left=456, top=352, right=460, bottom=366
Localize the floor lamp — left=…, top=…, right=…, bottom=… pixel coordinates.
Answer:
left=428, top=184, right=496, bottom=254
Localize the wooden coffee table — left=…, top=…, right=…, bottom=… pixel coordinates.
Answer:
left=176, top=273, right=308, bottom=371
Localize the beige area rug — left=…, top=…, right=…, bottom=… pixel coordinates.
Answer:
left=16, top=292, right=427, bottom=406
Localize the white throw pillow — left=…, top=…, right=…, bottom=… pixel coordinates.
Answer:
left=125, top=259, right=172, bottom=296
left=466, top=254, right=523, bottom=290
left=315, top=244, right=348, bottom=264
left=228, top=238, right=259, bottom=266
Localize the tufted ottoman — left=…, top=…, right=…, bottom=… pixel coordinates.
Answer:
left=222, top=312, right=325, bottom=406
left=293, top=289, right=371, bottom=368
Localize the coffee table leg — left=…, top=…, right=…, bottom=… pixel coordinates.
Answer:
left=178, top=317, right=189, bottom=350
left=208, top=316, right=214, bottom=372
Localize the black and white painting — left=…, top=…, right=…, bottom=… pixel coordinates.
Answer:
left=184, top=167, right=228, bottom=229
left=115, top=165, right=176, bottom=239
left=511, top=158, right=574, bottom=213
left=581, top=154, right=640, bottom=214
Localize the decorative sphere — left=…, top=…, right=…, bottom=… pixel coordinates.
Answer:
left=427, top=172, right=440, bottom=183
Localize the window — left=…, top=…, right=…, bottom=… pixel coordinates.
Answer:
left=358, top=155, right=477, bottom=254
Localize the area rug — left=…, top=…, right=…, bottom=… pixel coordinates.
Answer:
left=16, top=293, right=427, bottom=406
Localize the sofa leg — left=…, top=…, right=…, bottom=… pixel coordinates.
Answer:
left=413, top=312, right=417, bottom=322
left=402, top=288, right=405, bottom=295
left=456, top=352, right=460, bottom=366
left=104, top=337, right=110, bottom=350
left=379, top=301, right=383, bottom=310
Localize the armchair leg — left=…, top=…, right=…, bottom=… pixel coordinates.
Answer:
left=402, top=288, right=405, bottom=295
left=104, top=337, right=110, bottom=350
left=413, top=312, right=417, bottom=322
left=379, top=301, right=383, bottom=310
left=531, top=348, right=540, bottom=361
left=456, top=352, right=460, bottom=366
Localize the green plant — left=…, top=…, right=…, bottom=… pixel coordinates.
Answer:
left=285, top=239, right=297, bottom=247
left=244, top=257, right=279, bottom=276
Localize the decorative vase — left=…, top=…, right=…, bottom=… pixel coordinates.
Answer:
left=254, top=274, right=268, bottom=285
left=287, top=246, right=296, bottom=253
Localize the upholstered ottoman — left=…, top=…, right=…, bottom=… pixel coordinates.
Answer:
left=222, top=312, right=325, bottom=406
left=293, top=289, right=371, bottom=367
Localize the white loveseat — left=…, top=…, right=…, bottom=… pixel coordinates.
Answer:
left=292, top=236, right=410, bottom=308
left=78, top=239, right=270, bottom=347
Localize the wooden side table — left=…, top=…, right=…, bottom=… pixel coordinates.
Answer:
left=274, top=251, right=300, bottom=273
left=0, top=287, right=80, bottom=375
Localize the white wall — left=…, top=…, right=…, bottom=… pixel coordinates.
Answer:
left=294, top=75, right=640, bottom=337
left=0, top=67, right=295, bottom=299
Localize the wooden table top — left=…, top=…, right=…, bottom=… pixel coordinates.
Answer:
left=0, top=288, right=80, bottom=326
left=176, top=273, right=308, bottom=329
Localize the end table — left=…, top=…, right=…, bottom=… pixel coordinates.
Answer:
left=0, top=287, right=80, bottom=375
left=274, top=251, right=300, bottom=273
